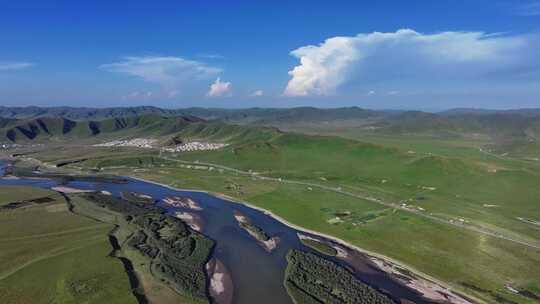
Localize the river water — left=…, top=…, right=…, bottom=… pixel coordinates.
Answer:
left=0, top=161, right=434, bottom=304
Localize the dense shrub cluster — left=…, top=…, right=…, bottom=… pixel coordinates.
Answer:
left=299, top=238, right=338, bottom=256
left=83, top=193, right=214, bottom=302
left=82, top=192, right=156, bottom=216
left=121, top=191, right=154, bottom=204
left=285, top=250, right=393, bottom=304
left=8, top=166, right=128, bottom=183
left=239, top=222, right=270, bottom=241
left=132, top=213, right=214, bottom=300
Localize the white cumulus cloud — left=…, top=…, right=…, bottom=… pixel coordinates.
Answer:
left=0, top=62, right=33, bottom=71
left=251, top=90, right=264, bottom=97
left=100, top=56, right=221, bottom=88
left=283, top=29, right=538, bottom=96
left=207, top=77, right=232, bottom=97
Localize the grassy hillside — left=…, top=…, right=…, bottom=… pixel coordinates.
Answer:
left=0, top=105, right=182, bottom=120
left=373, top=111, right=540, bottom=140
left=0, top=115, right=205, bottom=143
left=3, top=106, right=540, bottom=148
left=174, top=131, right=540, bottom=237
left=0, top=113, right=285, bottom=145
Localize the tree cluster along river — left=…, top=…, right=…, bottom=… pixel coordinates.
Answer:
left=0, top=161, right=436, bottom=304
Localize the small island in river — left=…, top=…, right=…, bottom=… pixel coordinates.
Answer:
left=233, top=210, right=279, bottom=252
left=163, top=196, right=203, bottom=210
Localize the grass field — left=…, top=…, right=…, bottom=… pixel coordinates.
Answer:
left=90, top=163, right=539, bottom=304
left=0, top=186, right=136, bottom=304
left=5, top=123, right=540, bottom=304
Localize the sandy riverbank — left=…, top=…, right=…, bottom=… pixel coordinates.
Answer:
left=174, top=211, right=203, bottom=232
left=206, top=258, right=233, bottom=304
left=51, top=186, right=93, bottom=193
left=162, top=196, right=202, bottom=211
left=127, top=175, right=479, bottom=304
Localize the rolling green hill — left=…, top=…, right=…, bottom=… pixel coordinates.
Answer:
left=2, top=106, right=540, bottom=144
left=0, top=115, right=205, bottom=143
left=0, top=114, right=284, bottom=145
left=0, top=106, right=181, bottom=120
left=374, top=111, right=540, bottom=140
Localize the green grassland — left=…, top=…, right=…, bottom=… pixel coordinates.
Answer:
left=164, top=132, right=540, bottom=245
left=5, top=116, right=540, bottom=303
left=0, top=184, right=211, bottom=304
left=0, top=186, right=56, bottom=206
left=0, top=186, right=136, bottom=304
left=85, top=162, right=540, bottom=304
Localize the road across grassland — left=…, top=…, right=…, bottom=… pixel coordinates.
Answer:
left=159, top=155, right=540, bottom=251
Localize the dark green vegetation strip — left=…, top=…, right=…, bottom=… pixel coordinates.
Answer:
left=80, top=193, right=214, bottom=303
left=284, top=250, right=393, bottom=304
left=299, top=238, right=338, bottom=257
left=121, top=191, right=154, bottom=204
left=6, top=165, right=128, bottom=183
left=239, top=222, right=270, bottom=242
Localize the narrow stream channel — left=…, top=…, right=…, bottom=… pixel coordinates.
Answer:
left=0, top=161, right=436, bottom=304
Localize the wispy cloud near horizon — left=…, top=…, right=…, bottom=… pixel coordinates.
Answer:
left=198, top=53, right=226, bottom=60
left=100, top=56, right=221, bottom=88
left=0, top=61, right=33, bottom=71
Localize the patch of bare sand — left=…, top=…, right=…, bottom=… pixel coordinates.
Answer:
left=51, top=186, right=92, bottom=193
left=370, top=258, right=473, bottom=304
left=163, top=196, right=202, bottom=210
left=206, top=258, right=233, bottom=304
left=174, top=211, right=203, bottom=232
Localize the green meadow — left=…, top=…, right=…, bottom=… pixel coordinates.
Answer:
left=91, top=160, right=540, bottom=304
left=0, top=186, right=136, bottom=304
left=7, top=116, right=540, bottom=304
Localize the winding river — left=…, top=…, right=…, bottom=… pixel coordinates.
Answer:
left=0, top=160, right=437, bottom=304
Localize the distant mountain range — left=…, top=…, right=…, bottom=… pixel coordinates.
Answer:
left=439, top=108, right=540, bottom=117
left=0, top=106, right=181, bottom=120
left=1, top=106, right=539, bottom=143
left=1, top=105, right=539, bottom=121
left=0, top=106, right=383, bottom=122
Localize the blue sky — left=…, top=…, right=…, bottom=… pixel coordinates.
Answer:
left=0, top=0, right=539, bottom=110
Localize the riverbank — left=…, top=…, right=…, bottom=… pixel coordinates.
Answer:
left=128, top=176, right=479, bottom=304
